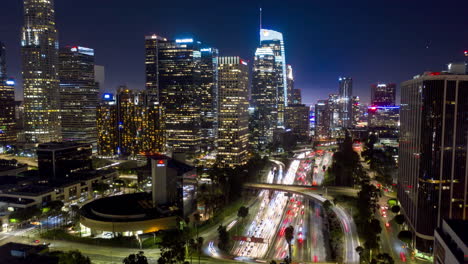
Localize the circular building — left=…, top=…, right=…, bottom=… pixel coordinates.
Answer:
left=80, top=192, right=179, bottom=236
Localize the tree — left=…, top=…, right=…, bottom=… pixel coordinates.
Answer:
left=157, top=229, right=189, bottom=264
left=322, top=200, right=333, bottom=212
left=123, top=251, right=148, bottom=264
left=270, top=261, right=277, bottom=264
left=376, top=253, right=394, bottom=264
left=53, top=250, right=91, bottom=264
left=391, top=205, right=400, bottom=214
left=217, top=225, right=230, bottom=251
left=398, top=231, right=412, bottom=244
left=285, top=225, right=294, bottom=264
left=237, top=206, right=249, bottom=234
left=394, top=214, right=405, bottom=225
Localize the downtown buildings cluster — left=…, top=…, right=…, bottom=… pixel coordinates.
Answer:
left=0, top=0, right=310, bottom=170
left=0, top=0, right=467, bottom=263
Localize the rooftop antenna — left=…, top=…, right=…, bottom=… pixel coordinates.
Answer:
left=259, top=6, right=262, bottom=44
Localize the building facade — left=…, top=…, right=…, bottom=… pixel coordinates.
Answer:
left=371, top=83, right=396, bottom=106
left=21, top=0, right=61, bottom=143
left=97, top=89, right=165, bottom=158
left=338, top=77, right=353, bottom=128
left=252, top=47, right=278, bottom=149
left=200, top=47, right=219, bottom=152
left=146, top=37, right=204, bottom=155
left=59, top=46, right=98, bottom=144
left=0, top=43, right=16, bottom=145
left=398, top=69, right=468, bottom=252
left=314, top=100, right=329, bottom=140
left=217, top=56, right=249, bottom=167
left=286, top=65, right=294, bottom=105
left=260, top=29, right=288, bottom=126
left=434, top=219, right=468, bottom=264
left=285, top=104, right=310, bottom=142
left=37, top=142, right=93, bottom=179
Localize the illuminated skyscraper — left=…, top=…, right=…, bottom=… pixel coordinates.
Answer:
left=21, top=0, right=61, bottom=143
left=398, top=66, right=468, bottom=252
left=97, top=88, right=165, bottom=158
left=145, top=34, right=167, bottom=104
left=371, top=83, right=396, bottom=106
left=338, top=77, right=353, bottom=128
left=158, top=38, right=202, bottom=154
left=0, top=79, right=16, bottom=145
left=200, top=47, right=219, bottom=152
left=0, top=43, right=16, bottom=145
left=314, top=100, right=329, bottom=139
left=252, top=47, right=278, bottom=148
left=59, top=46, right=98, bottom=145
left=97, top=93, right=118, bottom=157
left=217, top=56, right=249, bottom=167
left=260, top=29, right=288, bottom=125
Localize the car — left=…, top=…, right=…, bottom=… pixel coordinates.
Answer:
left=33, top=240, right=40, bottom=244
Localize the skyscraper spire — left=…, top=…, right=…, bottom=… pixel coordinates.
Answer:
left=259, top=7, right=262, bottom=31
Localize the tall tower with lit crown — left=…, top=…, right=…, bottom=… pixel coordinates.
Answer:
left=21, top=0, right=62, bottom=143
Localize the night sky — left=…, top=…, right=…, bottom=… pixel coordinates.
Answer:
left=1, top=0, right=468, bottom=105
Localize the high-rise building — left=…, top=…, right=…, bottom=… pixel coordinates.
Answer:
left=371, top=83, right=396, bottom=106
left=338, top=77, right=353, bottom=128
left=144, top=34, right=167, bottom=104
left=97, top=88, right=165, bottom=158
left=292, top=89, right=302, bottom=104
left=0, top=43, right=16, bottom=145
left=21, top=0, right=61, bottom=143
left=217, top=56, right=249, bottom=167
left=328, top=94, right=342, bottom=138
left=398, top=67, right=468, bottom=252
left=0, top=79, right=16, bottom=145
left=59, top=46, right=99, bottom=145
left=285, top=104, right=310, bottom=142
left=260, top=29, right=288, bottom=126
left=286, top=65, right=294, bottom=105
left=0, top=42, right=6, bottom=80
left=97, top=93, right=118, bottom=157
left=252, top=47, right=278, bottom=148
left=314, top=100, right=329, bottom=140
left=200, top=47, right=219, bottom=152
left=146, top=37, right=203, bottom=155
left=351, top=96, right=360, bottom=127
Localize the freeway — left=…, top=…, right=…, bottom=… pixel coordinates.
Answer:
left=244, top=184, right=360, bottom=264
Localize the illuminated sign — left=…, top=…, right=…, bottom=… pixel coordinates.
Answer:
left=157, top=160, right=165, bottom=167
left=240, top=59, right=248, bottom=66
left=103, top=93, right=113, bottom=100
left=176, top=38, right=193, bottom=43
left=5, top=80, right=15, bottom=86
left=200, top=48, right=212, bottom=52
left=70, top=46, right=94, bottom=56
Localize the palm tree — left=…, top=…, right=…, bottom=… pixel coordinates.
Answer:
left=285, top=225, right=294, bottom=264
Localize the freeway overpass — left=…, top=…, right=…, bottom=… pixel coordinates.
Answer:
left=244, top=183, right=359, bottom=201
left=244, top=182, right=360, bottom=264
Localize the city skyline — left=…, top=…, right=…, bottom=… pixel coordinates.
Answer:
left=1, top=0, right=467, bottom=105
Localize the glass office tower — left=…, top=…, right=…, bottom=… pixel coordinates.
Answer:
left=59, top=46, right=98, bottom=145
left=200, top=47, right=219, bottom=152
left=252, top=47, right=278, bottom=149
left=21, top=0, right=62, bottom=143
left=398, top=68, right=468, bottom=253
left=338, top=77, right=353, bottom=128
left=260, top=29, right=288, bottom=126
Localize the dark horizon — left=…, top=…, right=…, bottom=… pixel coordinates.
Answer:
left=1, top=0, right=467, bottom=105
